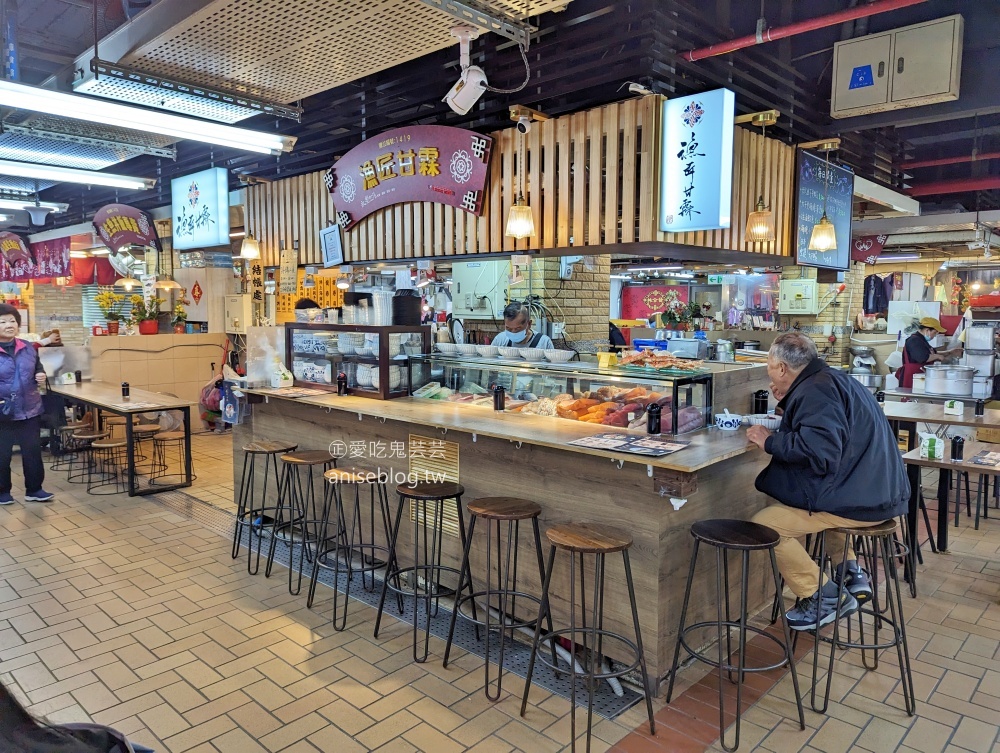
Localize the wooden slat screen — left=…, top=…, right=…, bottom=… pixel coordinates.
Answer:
left=243, top=97, right=796, bottom=265
left=407, top=434, right=461, bottom=539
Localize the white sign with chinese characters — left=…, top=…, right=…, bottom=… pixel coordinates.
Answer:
left=279, top=247, right=298, bottom=294
left=659, top=88, right=735, bottom=233
left=171, top=167, right=230, bottom=250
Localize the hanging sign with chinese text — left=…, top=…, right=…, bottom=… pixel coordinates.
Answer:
left=247, top=260, right=264, bottom=307
left=325, top=125, right=493, bottom=231
left=171, top=167, right=230, bottom=250
left=29, top=237, right=71, bottom=279
left=659, top=88, right=735, bottom=233
left=0, top=231, right=33, bottom=282
left=93, top=204, right=159, bottom=252
left=279, top=247, right=298, bottom=294
left=794, top=150, right=854, bottom=270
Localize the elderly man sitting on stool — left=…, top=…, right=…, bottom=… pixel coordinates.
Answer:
left=747, top=332, right=910, bottom=631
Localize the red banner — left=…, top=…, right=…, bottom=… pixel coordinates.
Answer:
left=0, top=232, right=34, bottom=281
left=851, top=234, right=887, bottom=264
left=93, top=203, right=159, bottom=252
left=326, top=125, right=493, bottom=231
left=29, top=237, right=71, bottom=279
left=621, top=285, right=689, bottom=321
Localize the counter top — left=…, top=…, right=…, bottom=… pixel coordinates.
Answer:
left=884, top=388, right=979, bottom=403
left=51, top=380, right=191, bottom=413
left=245, top=389, right=759, bottom=473
left=883, top=401, right=1000, bottom=428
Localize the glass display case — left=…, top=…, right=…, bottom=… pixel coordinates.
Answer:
left=285, top=323, right=431, bottom=400
left=408, top=355, right=713, bottom=434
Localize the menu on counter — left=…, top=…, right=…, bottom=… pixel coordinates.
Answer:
left=109, top=401, right=162, bottom=411
left=969, top=450, right=1000, bottom=467
left=568, top=433, right=689, bottom=457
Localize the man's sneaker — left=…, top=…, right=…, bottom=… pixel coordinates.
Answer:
left=785, top=587, right=858, bottom=631
left=0, top=492, right=14, bottom=505
left=25, top=489, right=54, bottom=502
left=834, top=561, right=874, bottom=603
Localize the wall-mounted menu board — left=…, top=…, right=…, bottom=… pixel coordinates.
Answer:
left=794, top=150, right=854, bottom=270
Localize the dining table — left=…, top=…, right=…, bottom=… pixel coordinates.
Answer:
left=49, top=380, right=193, bottom=497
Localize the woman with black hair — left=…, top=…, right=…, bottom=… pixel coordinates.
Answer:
left=0, top=682, right=144, bottom=752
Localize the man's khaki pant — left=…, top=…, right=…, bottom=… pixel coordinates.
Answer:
left=751, top=503, right=883, bottom=598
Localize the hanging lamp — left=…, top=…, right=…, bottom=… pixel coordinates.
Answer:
left=744, top=115, right=776, bottom=243
left=808, top=144, right=838, bottom=252
left=505, top=126, right=535, bottom=240
left=240, top=229, right=261, bottom=259
left=114, top=276, right=140, bottom=291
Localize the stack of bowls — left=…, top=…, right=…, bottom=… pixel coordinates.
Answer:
left=389, top=333, right=402, bottom=357
left=356, top=364, right=375, bottom=388
left=337, top=332, right=365, bottom=354
left=372, top=366, right=404, bottom=390
left=372, top=291, right=394, bottom=326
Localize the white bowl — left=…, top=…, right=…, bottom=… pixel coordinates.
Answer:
left=372, top=366, right=403, bottom=391
left=436, top=343, right=458, bottom=355
left=456, top=344, right=479, bottom=356
left=715, top=414, right=743, bottom=431
left=745, top=414, right=781, bottom=430
left=477, top=345, right=500, bottom=358
left=355, top=364, right=374, bottom=388
left=498, top=347, right=522, bottom=359
left=355, top=346, right=377, bottom=358
left=544, top=349, right=574, bottom=363
left=519, top=348, right=546, bottom=362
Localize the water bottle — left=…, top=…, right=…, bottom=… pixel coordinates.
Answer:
left=647, top=403, right=662, bottom=435
left=74, top=370, right=82, bottom=384
left=337, top=371, right=348, bottom=396
left=492, top=384, right=505, bottom=412
left=121, top=382, right=130, bottom=401
left=976, top=399, right=986, bottom=417
left=752, top=390, right=769, bottom=415
left=951, top=435, right=965, bottom=462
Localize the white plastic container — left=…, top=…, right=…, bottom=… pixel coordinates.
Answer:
left=912, top=374, right=926, bottom=394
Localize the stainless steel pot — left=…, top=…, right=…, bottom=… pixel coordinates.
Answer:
left=850, top=373, right=884, bottom=393
left=923, top=364, right=976, bottom=396
left=849, top=345, right=875, bottom=358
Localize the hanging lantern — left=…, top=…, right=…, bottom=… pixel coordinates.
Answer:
left=744, top=196, right=775, bottom=243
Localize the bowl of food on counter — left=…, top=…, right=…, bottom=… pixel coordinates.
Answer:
left=714, top=412, right=743, bottom=431
left=745, top=414, right=781, bottom=430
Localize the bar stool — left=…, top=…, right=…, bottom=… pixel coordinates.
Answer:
left=665, top=520, right=804, bottom=752
left=374, top=481, right=475, bottom=663
left=808, top=520, right=916, bottom=716
left=87, top=438, right=128, bottom=495
left=266, top=450, right=336, bottom=595
left=134, top=423, right=161, bottom=468
left=67, top=430, right=110, bottom=483
left=308, top=467, right=394, bottom=630
left=103, top=415, right=137, bottom=440
left=443, top=497, right=553, bottom=700
left=149, top=430, right=193, bottom=485
left=232, top=440, right=298, bottom=575
left=521, top=523, right=656, bottom=753
left=51, top=421, right=91, bottom=472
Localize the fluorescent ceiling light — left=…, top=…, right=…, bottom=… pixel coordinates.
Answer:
left=875, top=254, right=920, bottom=262
left=0, top=197, right=65, bottom=212
left=610, top=274, right=633, bottom=280
left=626, top=265, right=683, bottom=272
left=0, top=80, right=295, bottom=156
left=91, top=247, right=110, bottom=255
left=0, top=160, right=155, bottom=190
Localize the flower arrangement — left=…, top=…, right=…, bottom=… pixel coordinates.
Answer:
left=94, top=291, right=126, bottom=321
left=171, top=301, right=188, bottom=326
left=129, top=294, right=165, bottom=321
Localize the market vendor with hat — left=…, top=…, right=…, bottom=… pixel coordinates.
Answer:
left=896, top=316, right=962, bottom=388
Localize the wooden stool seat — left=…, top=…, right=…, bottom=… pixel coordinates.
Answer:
left=545, top=522, right=632, bottom=553
left=395, top=480, right=464, bottom=500
left=281, top=450, right=334, bottom=465
left=691, top=519, right=781, bottom=551
left=134, top=424, right=161, bottom=434
left=92, top=439, right=127, bottom=450
left=831, top=520, right=898, bottom=537
left=153, top=431, right=185, bottom=441
left=325, top=467, right=376, bottom=484
left=243, top=440, right=298, bottom=454
left=72, top=431, right=110, bottom=441
left=104, top=416, right=136, bottom=425
left=466, top=497, right=541, bottom=520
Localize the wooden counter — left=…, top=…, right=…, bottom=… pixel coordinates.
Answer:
left=237, top=367, right=774, bottom=692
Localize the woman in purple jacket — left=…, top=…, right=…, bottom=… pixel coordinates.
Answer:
left=0, top=303, right=53, bottom=504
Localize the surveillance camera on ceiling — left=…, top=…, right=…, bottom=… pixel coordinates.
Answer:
left=516, top=116, right=531, bottom=134
left=443, top=66, right=488, bottom=115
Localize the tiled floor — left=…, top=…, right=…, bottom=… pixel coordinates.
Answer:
left=2, top=437, right=1000, bottom=752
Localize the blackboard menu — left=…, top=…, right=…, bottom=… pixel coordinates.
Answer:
left=794, top=150, right=854, bottom=270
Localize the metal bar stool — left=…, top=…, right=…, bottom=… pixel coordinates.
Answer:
left=232, top=440, right=298, bottom=575
left=308, top=467, right=395, bottom=630
left=66, top=430, right=110, bottom=483
left=266, top=450, right=336, bottom=595
left=665, top=520, right=804, bottom=753
left=521, top=523, right=656, bottom=753
left=86, top=439, right=128, bottom=495
left=808, top=520, right=916, bottom=716
left=443, top=497, right=554, bottom=700
left=50, top=421, right=91, bottom=472
left=374, top=481, right=475, bottom=663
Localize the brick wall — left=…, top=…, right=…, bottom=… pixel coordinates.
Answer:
left=779, top=262, right=866, bottom=363
left=538, top=256, right=611, bottom=349
left=26, top=282, right=87, bottom=345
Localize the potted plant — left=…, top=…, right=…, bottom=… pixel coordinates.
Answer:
left=130, top=293, right=165, bottom=335
left=94, top=290, right=126, bottom=334
left=171, top=301, right=188, bottom=334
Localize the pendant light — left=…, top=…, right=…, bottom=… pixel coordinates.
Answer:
left=114, top=276, right=140, bottom=291
left=744, top=116, right=776, bottom=243
left=808, top=145, right=838, bottom=252
left=505, top=127, right=535, bottom=240
left=240, top=228, right=261, bottom=259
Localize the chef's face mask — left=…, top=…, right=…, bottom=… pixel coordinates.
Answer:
left=506, top=328, right=528, bottom=344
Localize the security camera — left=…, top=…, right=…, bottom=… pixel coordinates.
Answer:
left=516, top=116, right=531, bottom=134
left=443, top=66, right=488, bottom=115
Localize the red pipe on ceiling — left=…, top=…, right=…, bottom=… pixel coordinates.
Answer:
left=902, top=152, right=1000, bottom=170
left=683, top=0, right=929, bottom=62
left=906, top=177, right=1000, bottom=197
